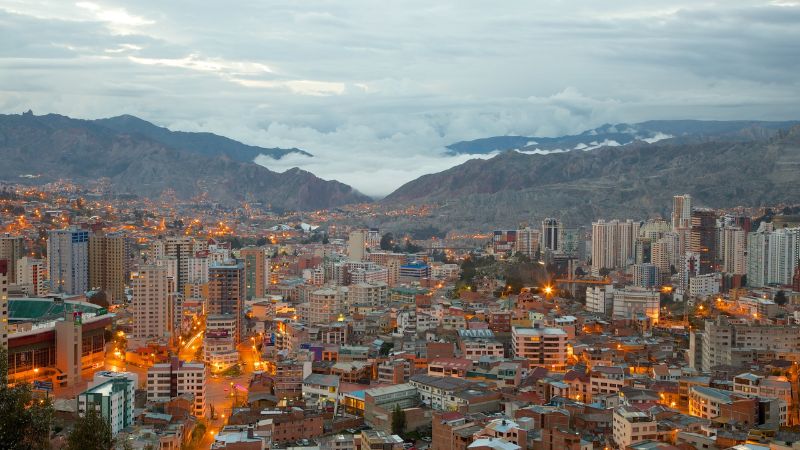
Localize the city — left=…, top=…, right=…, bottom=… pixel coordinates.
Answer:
left=1, top=1, right=800, bottom=450
left=2, top=183, right=800, bottom=449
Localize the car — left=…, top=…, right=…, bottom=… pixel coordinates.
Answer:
left=346, top=429, right=357, bottom=434
left=421, top=437, right=432, bottom=442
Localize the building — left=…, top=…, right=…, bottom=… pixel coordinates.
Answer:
left=515, top=227, right=540, bottom=258
left=364, top=383, right=419, bottom=427
left=89, top=232, right=128, bottom=303
left=0, top=233, right=24, bottom=283
left=511, top=326, right=568, bottom=369
left=240, top=247, right=268, bottom=300
left=672, top=194, right=692, bottom=230
left=688, top=273, right=721, bottom=299
left=152, top=236, right=198, bottom=292
left=721, top=226, right=747, bottom=275
left=747, top=224, right=772, bottom=288
left=700, top=316, right=800, bottom=372
left=48, top=227, right=89, bottom=295
left=689, top=208, right=718, bottom=274
left=0, top=260, right=8, bottom=349
left=399, top=262, right=431, bottom=280
left=591, top=219, right=639, bottom=274
left=378, top=358, right=412, bottom=384
left=146, top=358, right=207, bottom=416
left=308, top=288, right=342, bottom=325
left=492, top=230, right=517, bottom=255
left=77, top=371, right=137, bottom=436
left=542, top=218, right=562, bottom=253
left=131, top=265, right=172, bottom=343
left=585, top=285, right=614, bottom=315
left=612, top=287, right=659, bottom=323
left=208, top=261, right=245, bottom=343
left=632, top=264, right=659, bottom=289
left=612, top=406, right=658, bottom=449
left=733, top=372, right=791, bottom=425
left=14, top=256, right=47, bottom=296
left=348, top=229, right=367, bottom=261
left=767, top=227, right=800, bottom=286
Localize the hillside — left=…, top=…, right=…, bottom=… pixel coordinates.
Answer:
left=384, top=125, right=800, bottom=229
left=0, top=112, right=369, bottom=210
left=95, top=114, right=312, bottom=162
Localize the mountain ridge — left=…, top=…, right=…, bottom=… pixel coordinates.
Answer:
left=0, top=112, right=369, bottom=210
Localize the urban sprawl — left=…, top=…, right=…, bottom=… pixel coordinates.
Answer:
left=2, top=183, right=800, bottom=450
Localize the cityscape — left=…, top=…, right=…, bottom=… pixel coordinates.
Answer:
left=1, top=1, right=800, bottom=450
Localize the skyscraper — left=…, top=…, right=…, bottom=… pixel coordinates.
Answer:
left=151, top=236, right=197, bottom=293
left=240, top=246, right=267, bottom=299
left=721, top=227, right=747, bottom=275
left=89, top=232, right=128, bottom=303
left=591, top=219, right=638, bottom=274
left=767, top=227, right=800, bottom=285
left=0, top=260, right=8, bottom=349
left=0, top=233, right=24, bottom=284
left=515, top=227, right=540, bottom=259
left=672, top=194, right=692, bottom=230
left=689, top=208, right=717, bottom=274
left=131, top=265, right=172, bottom=342
left=747, top=225, right=771, bottom=288
left=541, top=218, right=562, bottom=253
left=48, top=227, right=89, bottom=295
left=208, top=261, right=245, bottom=343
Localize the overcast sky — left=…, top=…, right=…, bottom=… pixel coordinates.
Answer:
left=1, top=1, right=798, bottom=197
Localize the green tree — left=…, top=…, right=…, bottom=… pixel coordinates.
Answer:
left=391, top=404, right=406, bottom=435
left=380, top=233, right=395, bottom=251
left=0, top=347, right=55, bottom=449
left=775, top=290, right=788, bottom=306
left=379, top=342, right=394, bottom=357
left=65, top=408, right=113, bottom=450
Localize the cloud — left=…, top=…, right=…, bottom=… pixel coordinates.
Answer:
left=0, top=1, right=798, bottom=197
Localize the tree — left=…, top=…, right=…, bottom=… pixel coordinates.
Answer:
left=65, top=408, right=113, bottom=450
left=391, top=404, right=406, bottom=435
left=380, top=233, right=395, bottom=251
left=598, top=267, right=611, bottom=277
left=0, top=347, right=55, bottom=450
left=775, top=290, right=788, bottom=306
left=379, top=342, right=394, bottom=357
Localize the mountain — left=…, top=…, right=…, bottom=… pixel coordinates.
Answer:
left=384, top=124, right=800, bottom=230
left=95, top=114, right=312, bottom=162
left=0, top=112, right=369, bottom=210
left=447, top=120, right=800, bottom=155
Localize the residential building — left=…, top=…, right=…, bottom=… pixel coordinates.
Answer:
left=146, top=358, right=207, bottom=416
left=240, top=246, right=268, bottom=299
left=511, top=326, right=568, bottom=369
left=515, top=227, right=540, bottom=258
left=309, top=288, right=342, bottom=324
left=89, top=232, right=128, bottom=303
left=612, top=406, right=659, bottom=449
left=0, top=260, right=7, bottom=349
left=48, top=227, right=89, bottom=295
left=14, top=256, right=47, bottom=296
left=77, top=371, right=137, bottom=436
left=586, top=285, right=614, bottom=315
left=348, top=229, right=367, bottom=261
left=0, top=233, right=23, bottom=283
left=612, top=287, right=659, bottom=323
left=208, top=261, right=245, bottom=343
left=721, top=226, right=747, bottom=275
left=672, top=194, right=693, bottom=230
left=700, top=316, right=800, bottom=372
left=131, top=265, right=172, bottom=343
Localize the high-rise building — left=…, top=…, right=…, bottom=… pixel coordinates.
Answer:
left=0, top=233, right=24, bottom=283
left=0, top=260, right=8, bottom=349
left=721, top=226, right=747, bottom=275
left=308, top=288, right=343, bottom=325
left=348, top=230, right=367, bottom=261
left=131, top=265, right=172, bottom=342
left=591, top=219, right=638, bottom=273
left=47, top=227, right=89, bottom=295
left=78, top=371, right=137, bottom=436
left=152, top=236, right=197, bottom=293
left=541, top=218, right=562, bottom=253
left=240, top=247, right=267, bottom=299
left=767, top=227, right=800, bottom=286
left=672, top=194, right=692, bottom=230
left=690, top=208, right=718, bottom=275
left=14, top=256, right=47, bottom=296
left=89, top=232, right=128, bottom=303
left=515, top=227, right=540, bottom=258
left=208, top=261, right=245, bottom=343
left=747, top=225, right=772, bottom=288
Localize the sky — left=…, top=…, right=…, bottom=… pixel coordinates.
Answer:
left=0, top=1, right=798, bottom=197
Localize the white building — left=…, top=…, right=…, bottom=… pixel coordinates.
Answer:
left=348, top=230, right=367, bottom=261
left=78, top=371, right=137, bottom=436
left=721, top=227, right=747, bottom=275
left=14, top=256, right=47, bottom=296
left=586, top=285, right=614, bottom=315
left=47, top=227, right=89, bottom=295
left=689, top=273, right=721, bottom=299
left=131, top=265, right=173, bottom=343
left=613, top=406, right=658, bottom=449
left=612, top=287, right=659, bottom=322
left=147, top=359, right=207, bottom=416
left=346, top=282, right=388, bottom=307
left=591, top=219, right=639, bottom=274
